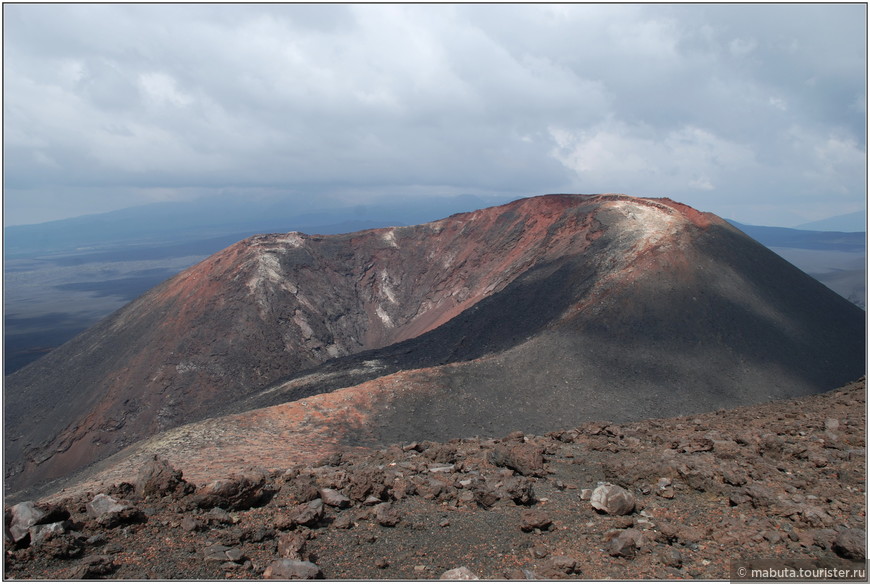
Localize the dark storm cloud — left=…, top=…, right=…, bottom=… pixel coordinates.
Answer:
left=4, top=4, right=865, bottom=226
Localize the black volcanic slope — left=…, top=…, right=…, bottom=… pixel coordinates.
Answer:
left=4, top=194, right=865, bottom=498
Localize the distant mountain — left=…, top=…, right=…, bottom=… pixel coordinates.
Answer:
left=796, top=210, right=866, bottom=232
left=6, top=194, right=865, bottom=498
left=727, top=221, right=865, bottom=252
left=4, top=194, right=516, bottom=258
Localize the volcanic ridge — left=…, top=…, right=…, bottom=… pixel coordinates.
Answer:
left=5, top=193, right=865, bottom=504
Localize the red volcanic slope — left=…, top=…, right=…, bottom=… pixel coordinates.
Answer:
left=5, top=194, right=865, bottom=498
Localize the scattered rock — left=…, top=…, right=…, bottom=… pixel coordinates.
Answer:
left=498, top=476, right=536, bottom=506
left=490, top=444, right=545, bottom=477
left=609, top=528, right=646, bottom=558
left=195, top=470, right=275, bottom=511
left=66, top=554, right=116, bottom=579
left=263, top=559, right=323, bottom=579
left=8, top=501, right=47, bottom=543
left=440, top=566, right=479, bottom=580
left=206, top=506, right=234, bottom=525
left=277, top=532, right=307, bottom=560
left=539, top=556, right=581, bottom=578
left=86, top=494, right=127, bottom=519
left=29, top=521, right=68, bottom=546
left=470, top=480, right=501, bottom=509
left=179, top=516, right=202, bottom=532
left=319, top=488, right=350, bottom=509
left=83, top=494, right=146, bottom=529
left=203, top=543, right=232, bottom=562
left=658, top=547, right=683, bottom=568
left=590, top=483, right=636, bottom=515
left=833, top=528, right=866, bottom=560
left=289, top=499, right=325, bottom=528
left=374, top=502, right=401, bottom=527
left=520, top=509, right=552, bottom=532
left=348, top=468, right=388, bottom=502
left=280, top=477, right=321, bottom=505
left=136, top=456, right=188, bottom=499
left=225, top=547, right=246, bottom=563
left=800, top=506, right=834, bottom=528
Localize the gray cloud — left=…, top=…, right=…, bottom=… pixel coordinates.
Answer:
left=4, top=4, right=865, bottom=226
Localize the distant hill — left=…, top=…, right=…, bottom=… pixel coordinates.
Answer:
left=796, top=210, right=866, bottom=232
left=4, top=194, right=516, bottom=258
left=727, top=221, right=865, bottom=252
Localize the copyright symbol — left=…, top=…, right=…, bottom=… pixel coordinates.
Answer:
left=737, top=567, right=748, bottom=578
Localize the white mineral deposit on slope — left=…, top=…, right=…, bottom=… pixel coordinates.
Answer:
left=381, top=229, right=399, bottom=248
left=376, top=305, right=395, bottom=328
left=273, top=232, right=306, bottom=247
left=607, top=198, right=682, bottom=246
left=379, top=269, right=398, bottom=304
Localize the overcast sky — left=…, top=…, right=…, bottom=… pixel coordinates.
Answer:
left=4, top=3, right=866, bottom=227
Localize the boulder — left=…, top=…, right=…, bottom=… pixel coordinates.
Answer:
left=489, top=444, right=545, bottom=477
left=136, top=456, right=187, bottom=498
left=289, top=499, right=324, bottom=528
left=539, top=556, right=581, bottom=578
left=374, top=502, right=401, bottom=527
left=278, top=532, right=307, bottom=560
left=590, top=484, right=636, bottom=515
left=658, top=547, right=683, bottom=568
left=609, top=528, right=646, bottom=558
left=319, top=488, right=350, bottom=509
left=66, top=554, right=117, bottom=579
left=263, top=559, right=323, bottom=579
left=8, top=501, right=47, bottom=543
left=29, top=521, right=68, bottom=546
left=440, top=566, right=479, bottom=580
left=520, top=508, right=552, bottom=532
left=280, top=477, right=321, bottom=505
left=195, top=470, right=275, bottom=511
left=498, top=476, right=536, bottom=506
left=347, top=468, right=389, bottom=502
left=86, top=494, right=127, bottom=519
left=85, top=494, right=146, bottom=529
left=833, top=528, right=866, bottom=561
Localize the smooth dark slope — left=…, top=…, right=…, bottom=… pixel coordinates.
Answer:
left=5, top=194, right=865, bottom=497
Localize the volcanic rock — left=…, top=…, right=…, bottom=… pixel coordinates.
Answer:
left=136, top=456, right=187, bottom=499
left=490, top=443, right=546, bottom=477
left=263, top=559, right=323, bottom=579
left=8, top=501, right=47, bottom=543
left=590, top=483, right=636, bottom=515
left=440, top=566, right=479, bottom=580
left=373, top=502, right=401, bottom=527
left=66, top=554, right=117, bottom=579
left=319, top=488, right=350, bottom=509
left=277, top=532, right=307, bottom=560
left=498, top=475, right=536, bottom=506
left=539, top=556, right=581, bottom=578
left=28, top=521, right=68, bottom=546
left=194, top=471, right=275, bottom=511
left=86, top=494, right=126, bottom=519
left=609, top=528, right=646, bottom=558
left=833, top=528, right=866, bottom=560
left=288, top=498, right=324, bottom=528
left=520, top=508, right=553, bottom=532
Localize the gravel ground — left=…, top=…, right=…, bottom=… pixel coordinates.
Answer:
left=5, top=378, right=865, bottom=580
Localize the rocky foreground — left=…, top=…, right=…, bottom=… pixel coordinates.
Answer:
left=5, top=378, right=866, bottom=580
